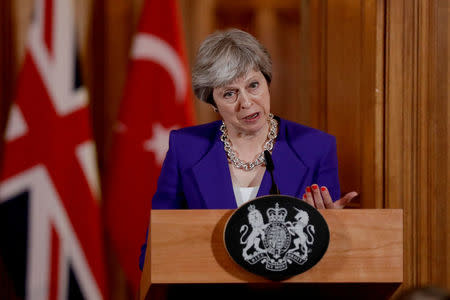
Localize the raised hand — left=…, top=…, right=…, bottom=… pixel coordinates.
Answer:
left=303, top=184, right=358, bottom=209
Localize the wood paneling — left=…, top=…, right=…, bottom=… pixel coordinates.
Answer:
left=360, top=0, right=385, bottom=209
left=179, top=0, right=216, bottom=125
left=12, top=0, right=33, bottom=66
left=298, top=0, right=326, bottom=130
left=385, top=0, right=449, bottom=291
left=325, top=1, right=363, bottom=203
left=431, top=0, right=449, bottom=287
left=297, top=1, right=384, bottom=208
left=421, top=0, right=449, bottom=288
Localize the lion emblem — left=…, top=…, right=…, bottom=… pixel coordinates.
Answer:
left=239, top=205, right=268, bottom=260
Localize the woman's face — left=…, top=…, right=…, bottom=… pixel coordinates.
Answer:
left=212, top=70, right=271, bottom=137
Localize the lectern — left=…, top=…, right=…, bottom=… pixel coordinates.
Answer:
left=140, top=209, right=402, bottom=299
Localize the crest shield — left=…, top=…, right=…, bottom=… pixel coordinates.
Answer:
left=224, top=195, right=330, bottom=280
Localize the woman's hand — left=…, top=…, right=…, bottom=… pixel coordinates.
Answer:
left=303, top=184, right=358, bottom=209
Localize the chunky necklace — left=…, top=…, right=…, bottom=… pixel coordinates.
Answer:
left=220, top=113, right=278, bottom=171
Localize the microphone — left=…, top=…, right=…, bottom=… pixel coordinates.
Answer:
left=264, top=150, right=280, bottom=195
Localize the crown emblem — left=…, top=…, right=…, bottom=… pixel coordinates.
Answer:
left=266, top=203, right=287, bottom=222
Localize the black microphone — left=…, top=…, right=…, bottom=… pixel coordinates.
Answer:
left=264, top=150, right=280, bottom=195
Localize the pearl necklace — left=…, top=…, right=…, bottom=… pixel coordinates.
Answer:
left=220, top=113, right=278, bottom=171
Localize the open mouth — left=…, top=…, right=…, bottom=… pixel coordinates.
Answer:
left=243, top=112, right=260, bottom=120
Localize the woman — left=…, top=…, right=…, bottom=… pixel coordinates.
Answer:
left=140, top=29, right=357, bottom=270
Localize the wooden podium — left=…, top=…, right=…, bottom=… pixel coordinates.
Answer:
left=140, top=209, right=403, bottom=299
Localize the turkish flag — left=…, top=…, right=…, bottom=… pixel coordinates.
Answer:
left=0, top=0, right=107, bottom=298
left=104, top=0, right=194, bottom=293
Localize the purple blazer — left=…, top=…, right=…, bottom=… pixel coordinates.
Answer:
left=139, top=117, right=340, bottom=269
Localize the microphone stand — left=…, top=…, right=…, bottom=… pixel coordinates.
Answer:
left=264, top=150, right=280, bottom=195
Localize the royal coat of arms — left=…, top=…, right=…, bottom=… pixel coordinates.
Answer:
left=239, top=203, right=315, bottom=271
left=224, top=195, right=329, bottom=279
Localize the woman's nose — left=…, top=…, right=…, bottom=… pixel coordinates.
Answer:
left=238, top=91, right=252, bottom=108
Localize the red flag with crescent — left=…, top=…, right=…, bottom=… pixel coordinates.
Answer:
left=104, top=0, right=194, bottom=293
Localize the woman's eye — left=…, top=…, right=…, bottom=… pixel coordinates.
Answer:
left=223, top=91, right=235, bottom=98
left=249, top=81, right=259, bottom=89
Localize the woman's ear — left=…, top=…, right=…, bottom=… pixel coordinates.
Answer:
left=210, top=104, right=218, bottom=113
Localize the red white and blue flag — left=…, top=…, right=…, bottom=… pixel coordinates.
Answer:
left=104, top=0, right=194, bottom=294
left=0, top=0, right=107, bottom=299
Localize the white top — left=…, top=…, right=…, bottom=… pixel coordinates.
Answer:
left=233, top=185, right=260, bottom=207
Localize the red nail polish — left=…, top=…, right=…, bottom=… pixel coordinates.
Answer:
left=303, top=194, right=307, bottom=199
left=312, top=185, right=318, bottom=190
left=306, top=187, right=311, bottom=192
left=321, top=187, right=326, bottom=191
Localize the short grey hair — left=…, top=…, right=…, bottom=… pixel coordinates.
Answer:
left=192, top=29, right=272, bottom=105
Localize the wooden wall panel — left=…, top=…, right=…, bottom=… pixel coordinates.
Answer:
left=12, top=0, right=33, bottom=67
left=425, top=0, right=449, bottom=281
left=298, top=0, right=384, bottom=208
left=385, top=1, right=420, bottom=290
left=325, top=0, right=362, bottom=202
left=360, top=0, right=385, bottom=209
left=179, top=0, right=216, bottom=125
left=426, top=0, right=449, bottom=288
left=298, top=0, right=326, bottom=130
left=385, top=0, right=449, bottom=291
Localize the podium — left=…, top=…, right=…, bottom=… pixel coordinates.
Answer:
left=140, top=209, right=403, bottom=299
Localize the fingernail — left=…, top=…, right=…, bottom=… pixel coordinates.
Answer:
left=321, top=187, right=326, bottom=191
left=303, top=194, right=307, bottom=199
left=306, top=187, right=311, bottom=192
left=312, top=185, right=318, bottom=190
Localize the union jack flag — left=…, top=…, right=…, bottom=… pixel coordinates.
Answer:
left=0, top=0, right=107, bottom=299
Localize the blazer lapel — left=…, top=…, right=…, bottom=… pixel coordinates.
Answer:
left=257, top=119, right=309, bottom=198
left=256, top=169, right=271, bottom=197
left=192, top=134, right=237, bottom=209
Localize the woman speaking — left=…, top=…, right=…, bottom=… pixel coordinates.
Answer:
left=139, top=29, right=357, bottom=269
